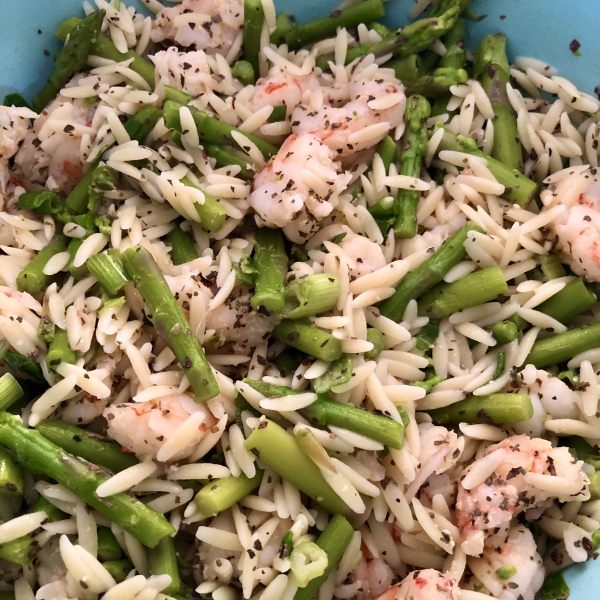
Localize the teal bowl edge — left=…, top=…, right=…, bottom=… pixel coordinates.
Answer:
left=1, top=0, right=599, bottom=597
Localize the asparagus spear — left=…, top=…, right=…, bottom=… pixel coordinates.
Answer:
left=0, top=412, right=175, bottom=548
left=34, top=495, right=66, bottom=523
left=474, top=34, right=523, bottom=171
left=103, top=559, right=135, bottom=583
left=405, top=67, right=468, bottom=97
left=312, top=354, right=352, bottom=394
left=386, top=55, right=422, bottom=85
left=36, top=420, right=139, bottom=473
left=293, top=515, right=355, bottom=600
left=32, top=11, right=105, bottom=112
left=16, top=235, right=69, bottom=295
left=87, top=249, right=129, bottom=296
left=244, top=418, right=350, bottom=515
left=242, top=379, right=404, bottom=449
left=164, top=86, right=192, bottom=106
left=166, top=222, right=199, bottom=266
left=148, top=536, right=181, bottom=595
left=163, top=101, right=279, bottom=160
left=271, top=13, right=297, bottom=46
left=525, top=322, right=600, bottom=369
left=538, top=254, right=566, bottom=281
left=0, top=375, right=24, bottom=413
left=364, top=328, right=384, bottom=360
left=272, top=320, right=343, bottom=362
left=243, top=0, right=264, bottom=81
left=122, top=246, right=219, bottom=402
left=537, top=278, right=597, bottom=326
left=394, top=95, right=431, bottom=239
left=285, top=0, right=385, bottom=50
left=0, top=446, right=23, bottom=497
left=490, top=320, right=519, bottom=344
left=316, top=2, right=460, bottom=70
left=426, top=393, right=533, bottom=425
left=98, top=527, right=123, bottom=561
left=282, top=274, right=340, bottom=319
left=379, top=222, right=483, bottom=322
left=0, top=534, right=38, bottom=566
left=180, top=177, right=227, bottom=233
left=202, top=143, right=255, bottom=180
left=434, top=127, right=538, bottom=208
left=46, top=328, right=77, bottom=372
left=56, top=17, right=155, bottom=88
left=194, top=471, right=263, bottom=517
left=231, top=60, right=255, bottom=87
left=251, top=229, right=288, bottom=315
left=417, top=267, right=508, bottom=318
left=123, top=105, right=162, bottom=143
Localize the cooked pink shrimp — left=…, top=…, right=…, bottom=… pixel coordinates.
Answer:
left=151, top=0, right=243, bottom=56
left=252, top=70, right=320, bottom=118
left=339, top=232, right=386, bottom=277
left=249, top=133, right=351, bottom=243
left=14, top=85, right=97, bottom=194
left=551, top=170, right=600, bottom=280
left=468, top=525, right=544, bottom=600
left=456, top=434, right=589, bottom=556
left=291, top=79, right=405, bottom=158
left=104, top=394, right=217, bottom=462
left=334, top=543, right=394, bottom=600
left=372, top=569, right=458, bottom=600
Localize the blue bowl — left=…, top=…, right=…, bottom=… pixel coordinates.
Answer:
left=0, top=0, right=598, bottom=597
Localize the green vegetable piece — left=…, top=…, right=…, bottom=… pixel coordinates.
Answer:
left=274, top=350, right=303, bottom=377
left=282, top=274, right=340, bottom=319
left=490, top=320, right=519, bottom=345
left=492, top=352, right=506, bottom=380
left=538, top=254, right=567, bottom=281
left=122, top=245, right=219, bottom=402
left=270, top=13, right=296, bottom=46
left=386, top=55, right=422, bottom=84
left=194, top=471, right=263, bottom=517
left=539, top=571, right=570, bottom=600
left=2, top=93, right=30, bottom=108
left=416, top=323, right=440, bottom=352
left=46, top=328, right=77, bottom=372
left=103, top=559, right=135, bottom=583
left=268, top=104, right=288, bottom=123
left=243, top=0, right=264, bottom=82
left=231, top=60, right=256, bottom=87
left=538, top=278, right=597, bottom=325
left=36, top=419, right=139, bottom=473
left=166, top=222, right=199, bottom=266
left=34, top=495, right=66, bottom=523
left=406, top=67, right=469, bottom=96
left=364, top=328, right=384, bottom=360
left=495, top=566, right=518, bottom=580
left=272, top=320, right=343, bottom=362
left=202, top=143, right=256, bottom=180
left=164, top=86, right=192, bottom=105
left=0, top=446, right=23, bottom=497
left=251, top=228, right=288, bottom=315
left=312, top=354, right=352, bottom=394
left=290, top=541, right=328, bottom=587
left=148, top=536, right=181, bottom=595
left=0, top=374, right=24, bottom=413
left=87, top=249, right=129, bottom=296
left=3, top=353, right=45, bottom=384
left=98, top=527, right=123, bottom=562
left=16, top=235, right=69, bottom=295
left=180, top=177, right=227, bottom=233
left=413, top=375, right=442, bottom=393
left=124, top=105, right=162, bottom=143
left=0, top=535, right=38, bottom=566
left=67, top=237, right=89, bottom=281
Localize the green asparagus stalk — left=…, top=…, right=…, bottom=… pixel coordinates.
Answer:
left=166, top=222, right=199, bottom=266
left=0, top=535, right=38, bottom=566
left=163, top=101, right=279, bottom=160
left=202, top=143, right=255, bottom=180
left=537, top=278, right=597, bottom=326
left=180, top=177, right=227, bottom=233
left=380, top=222, right=483, bottom=322
left=293, top=515, right=355, bottom=600
left=285, top=0, right=385, bottom=50
left=103, top=559, right=135, bottom=582
left=2, top=93, right=30, bottom=109
left=274, top=349, right=303, bottom=378
left=98, top=527, right=123, bottom=561
left=271, top=13, right=297, bottom=45
left=46, top=328, right=76, bottom=372
left=34, top=495, right=67, bottom=523
left=434, top=127, right=538, bottom=208
left=164, top=85, right=192, bottom=105
left=244, top=418, right=350, bottom=515
left=36, top=420, right=139, bottom=473
left=242, top=379, right=404, bottom=449
left=0, top=375, right=24, bottom=413
left=87, top=249, right=129, bottom=296
left=394, top=95, right=431, bottom=239
left=525, top=322, right=600, bottom=369
left=243, top=0, right=264, bottom=81
left=405, top=67, right=468, bottom=97
left=16, top=235, right=69, bottom=295
left=364, top=328, right=384, bottom=360
left=32, top=11, right=105, bottom=112
left=251, top=228, right=288, bottom=315
left=121, top=245, right=219, bottom=402
left=538, top=254, right=566, bottom=281
left=268, top=105, right=288, bottom=123
left=282, top=274, right=340, bottom=319
left=67, top=237, right=90, bottom=281
left=316, top=2, right=460, bottom=70
left=474, top=34, right=523, bottom=171
left=0, top=446, right=23, bottom=497
left=124, top=105, right=162, bottom=143
left=0, top=412, right=175, bottom=548
left=312, top=354, right=352, bottom=394
left=426, top=393, right=533, bottom=425
left=490, top=320, right=519, bottom=345
left=194, top=471, right=263, bottom=517
left=231, top=60, right=256, bottom=87
left=56, top=17, right=155, bottom=88
left=65, top=160, right=117, bottom=214
left=272, top=320, right=343, bottom=362
left=148, top=536, right=181, bottom=595
left=386, top=55, right=422, bottom=85
left=417, top=266, right=508, bottom=318
left=38, top=300, right=56, bottom=344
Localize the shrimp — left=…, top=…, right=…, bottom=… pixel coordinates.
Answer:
left=249, top=133, right=352, bottom=243
left=372, top=569, right=458, bottom=600
left=468, top=525, right=544, bottom=600
left=252, top=70, right=320, bottom=118
left=551, top=170, right=600, bottom=281
left=456, top=434, right=590, bottom=556
left=14, top=83, right=98, bottom=194
left=291, top=79, right=405, bottom=159
left=151, top=0, right=244, bottom=56
left=339, top=232, right=386, bottom=277
left=0, top=105, right=37, bottom=192
left=334, top=543, right=394, bottom=600
left=104, top=393, right=217, bottom=461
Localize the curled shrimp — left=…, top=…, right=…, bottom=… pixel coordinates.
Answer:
left=456, top=434, right=590, bottom=556
left=104, top=394, right=217, bottom=462
left=151, top=0, right=244, bottom=55
left=291, top=79, right=405, bottom=159
left=373, top=569, right=458, bottom=600
left=252, top=70, right=320, bottom=118
left=249, top=133, right=351, bottom=243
